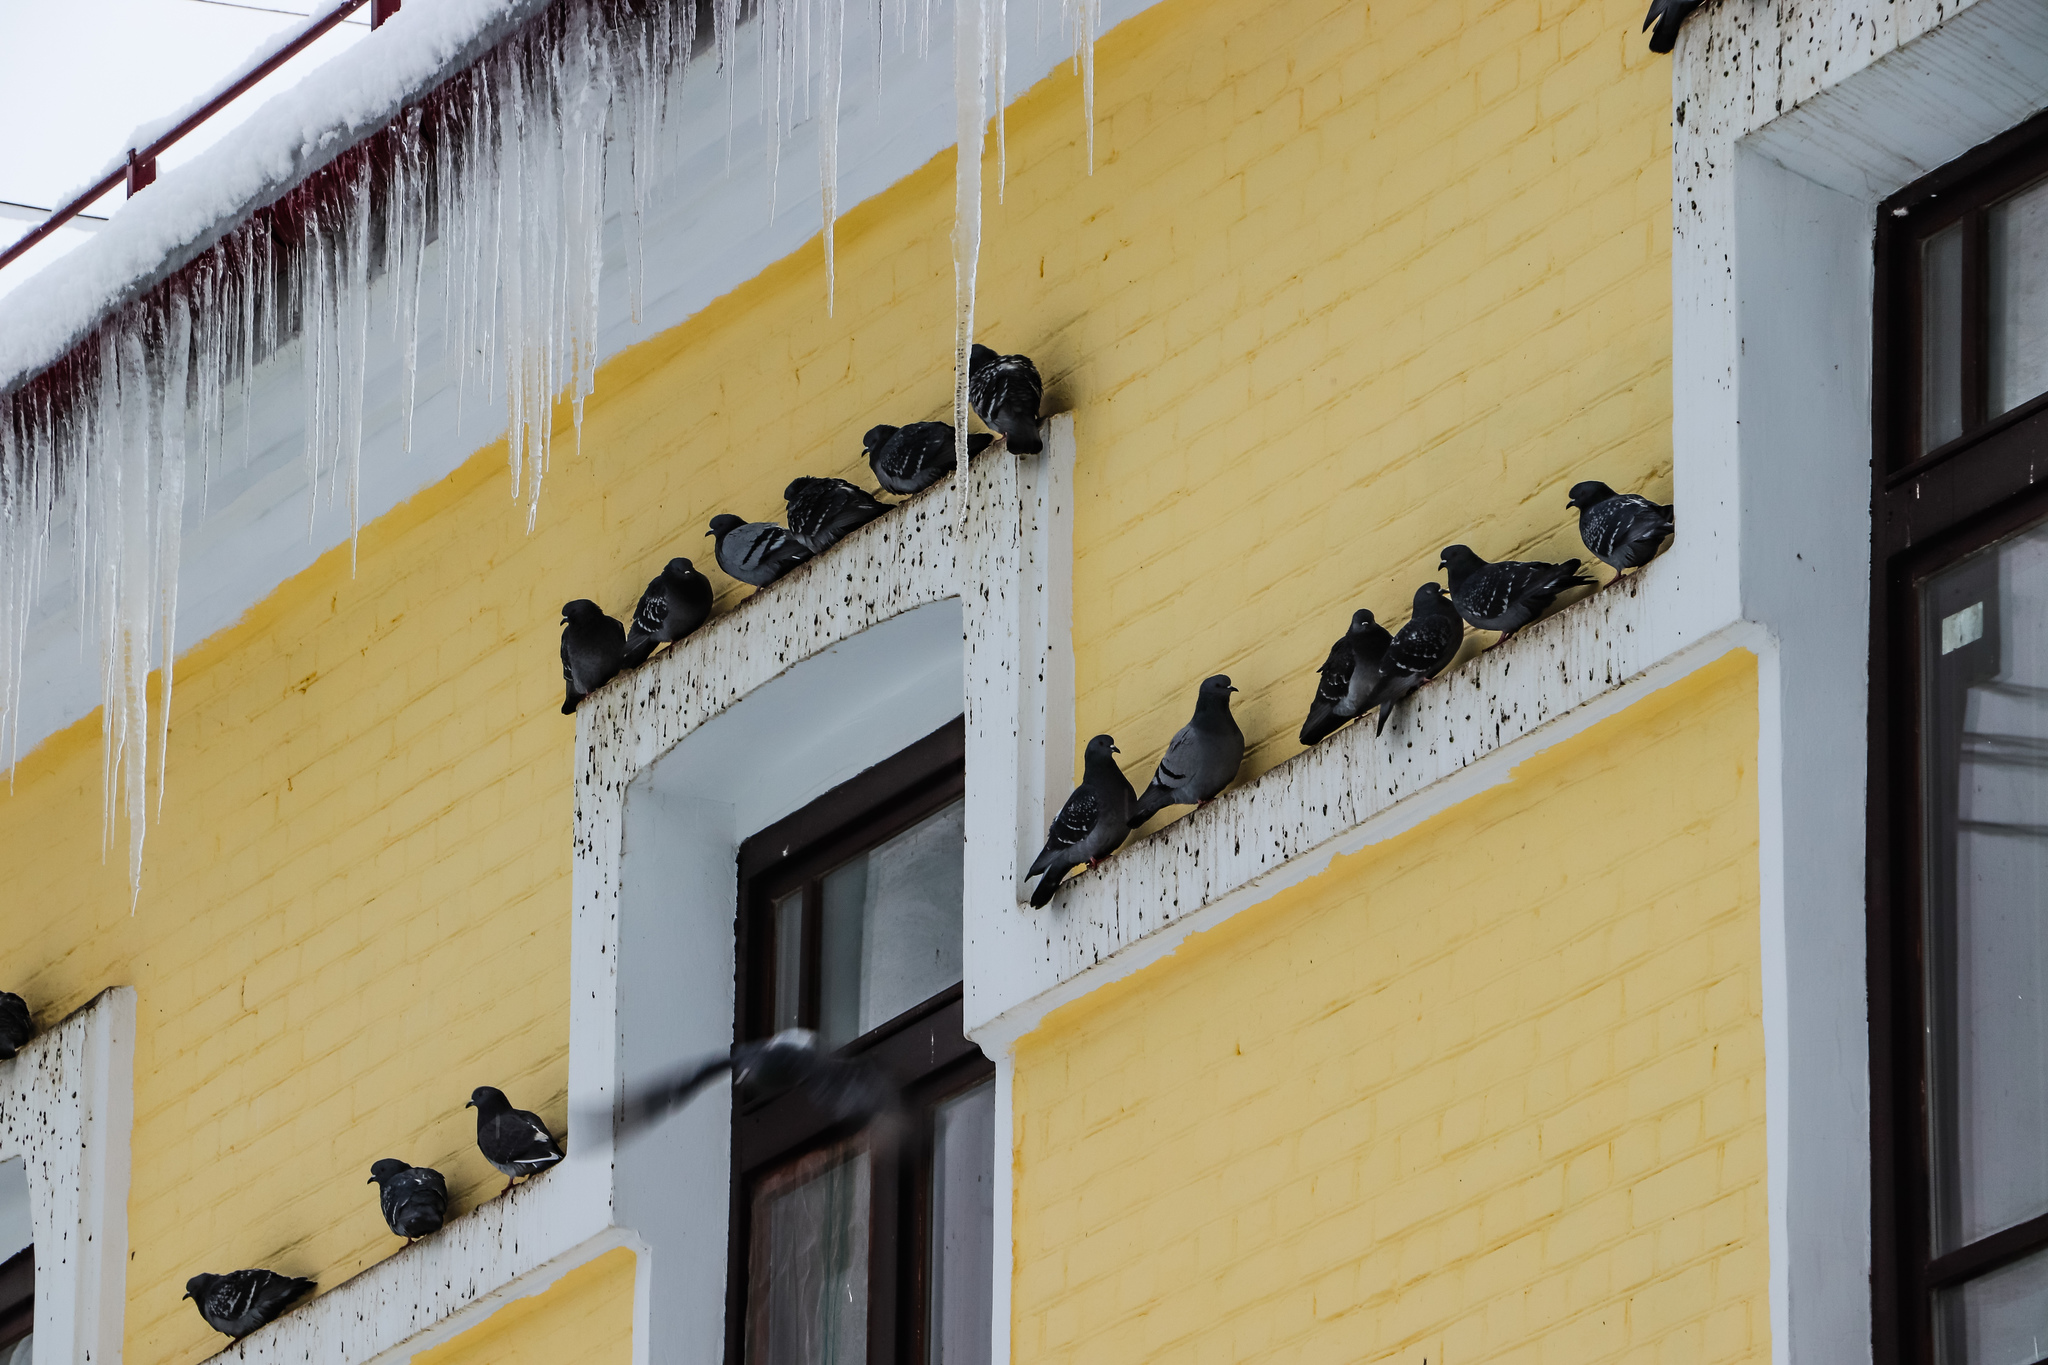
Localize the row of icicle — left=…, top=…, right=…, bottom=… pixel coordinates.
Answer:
left=0, top=0, right=1103, bottom=902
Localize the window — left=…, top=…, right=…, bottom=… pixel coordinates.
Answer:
left=1873, top=112, right=2048, bottom=1365
left=727, top=718, right=994, bottom=1365
left=0, top=1157, right=27, bottom=1365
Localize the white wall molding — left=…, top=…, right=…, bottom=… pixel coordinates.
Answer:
left=0, top=987, right=134, bottom=1365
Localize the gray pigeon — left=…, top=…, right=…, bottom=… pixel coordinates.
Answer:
left=1299, top=610, right=1392, bottom=746
left=863, top=422, right=995, bottom=496
left=1568, top=481, right=1675, bottom=572
left=607, top=1030, right=896, bottom=1143
left=561, top=600, right=626, bottom=715
left=0, top=992, right=30, bottom=1060
left=1025, top=734, right=1136, bottom=907
left=621, top=558, right=713, bottom=668
left=707, top=514, right=813, bottom=588
left=784, top=477, right=891, bottom=554
left=467, top=1086, right=564, bottom=1194
left=967, top=344, right=1045, bottom=453
left=184, top=1270, right=316, bottom=1338
left=1440, top=544, right=1594, bottom=637
left=1359, top=583, right=1466, bottom=735
left=1129, top=675, right=1244, bottom=827
left=367, top=1159, right=449, bottom=1242
left=1643, top=0, right=1707, bottom=51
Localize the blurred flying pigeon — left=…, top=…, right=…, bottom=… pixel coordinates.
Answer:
left=967, top=344, right=1045, bottom=454
left=0, top=992, right=30, bottom=1060
left=863, top=422, right=995, bottom=496
left=467, top=1086, right=564, bottom=1194
left=1568, top=481, right=1675, bottom=572
left=1299, top=610, right=1392, bottom=746
left=1129, top=675, right=1245, bottom=827
left=707, top=514, right=813, bottom=588
left=1440, top=545, right=1594, bottom=637
left=367, top=1159, right=449, bottom=1242
left=184, top=1270, right=316, bottom=1338
left=1643, top=0, right=1707, bottom=51
left=560, top=600, right=626, bottom=715
left=621, top=558, right=713, bottom=668
left=784, top=477, right=892, bottom=554
left=1360, top=583, right=1466, bottom=735
left=1025, top=734, right=1136, bottom=908
left=608, top=1030, right=895, bottom=1143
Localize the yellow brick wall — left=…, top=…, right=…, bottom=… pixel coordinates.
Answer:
left=1012, top=651, right=1765, bottom=1363
left=410, top=1248, right=636, bottom=1365
left=0, top=0, right=1671, bottom=1357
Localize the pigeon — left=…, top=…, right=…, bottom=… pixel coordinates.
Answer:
left=0, top=992, right=30, bottom=1060
left=1568, top=481, right=1675, bottom=572
left=467, top=1086, right=564, bottom=1194
left=1359, top=583, right=1467, bottom=735
left=1440, top=545, right=1594, bottom=638
left=1299, top=610, right=1393, bottom=746
left=621, top=558, right=714, bottom=668
left=707, top=514, right=813, bottom=588
left=863, top=422, right=995, bottom=496
left=1024, top=734, right=1136, bottom=908
left=1642, top=0, right=1708, bottom=52
left=560, top=599, right=626, bottom=715
left=967, top=344, right=1045, bottom=454
left=608, top=1030, right=896, bottom=1143
left=184, top=1270, right=316, bottom=1338
left=367, top=1159, right=449, bottom=1242
left=1129, top=675, right=1245, bottom=828
left=784, top=477, right=892, bottom=554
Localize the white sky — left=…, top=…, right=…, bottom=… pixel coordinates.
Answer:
left=0, top=0, right=369, bottom=299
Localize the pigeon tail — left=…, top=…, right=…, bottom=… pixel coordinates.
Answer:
left=1029, top=861, right=1072, bottom=908
left=1129, top=784, right=1172, bottom=829
left=1300, top=703, right=1348, bottom=747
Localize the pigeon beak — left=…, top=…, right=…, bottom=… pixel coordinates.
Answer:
left=1228, top=685, right=1239, bottom=693
left=367, top=1175, right=377, bottom=1184
left=464, top=1100, right=475, bottom=1109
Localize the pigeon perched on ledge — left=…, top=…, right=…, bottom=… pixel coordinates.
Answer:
left=185, top=1269, right=316, bottom=1338
left=1440, top=544, right=1593, bottom=638
left=622, top=558, right=713, bottom=668
left=1130, top=675, right=1244, bottom=827
left=1360, top=584, right=1466, bottom=735
left=368, top=1159, right=449, bottom=1242
left=0, top=992, right=31, bottom=1060
left=609, top=1030, right=895, bottom=1143
left=785, top=477, right=892, bottom=554
left=864, top=422, right=995, bottom=496
left=561, top=600, right=626, bottom=715
left=1025, top=734, right=1135, bottom=908
left=968, top=344, right=1045, bottom=454
left=468, top=1086, right=564, bottom=1194
left=1299, top=610, right=1392, bottom=746
left=1568, top=481, right=1675, bottom=572
left=708, top=514, right=813, bottom=588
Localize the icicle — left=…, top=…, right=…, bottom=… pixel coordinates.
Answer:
left=1063, top=0, right=1097, bottom=171
left=156, top=294, right=190, bottom=820
left=820, top=0, right=846, bottom=313
left=953, top=0, right=988, bottom=478
left=992, top=0, right=1006, bottom=199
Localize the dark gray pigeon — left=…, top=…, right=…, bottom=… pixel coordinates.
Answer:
left=1025, top=734, right=1136, bottom=908
left=1643, top=0, right=1707, bottom=51
left=1299, top=610, right=1393, bottom=746
left=863, top=422, right=995, bottom=496
left=708, top=514, right=813, bottom=588
left=368, top=1159, right=449, bottom=1242
left=1130, top=675, right=1245, bottom=827
left=467, top=1086, right=564, bottom=1194
left=184, top=1270, right=316, bottom=1338
left=1568, top=481, right=1675, bottom=572
left=1440, top=544, right=1594, bottom=637
left=1359, top=583, right=1466, bottom=735
left=968, top=344, right=1045, bottom=453
left=607, top=1029, right=896, bottom=1143
left=560, top=600, right=626, bottom=716
left=621, top=558, right=713, bottom=668
left=0, top=992, right=30, bottom=1060
left=784, top=477, right=892, bottom=554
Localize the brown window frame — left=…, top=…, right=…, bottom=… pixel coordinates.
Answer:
left=0, top=1247, right=28, bottom=1355
left=1870, top=109, right=2048, bottom=1365
left=724, top=716, right=994, bottom=1365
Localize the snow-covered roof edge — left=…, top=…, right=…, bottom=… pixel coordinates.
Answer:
left=0, top=0, right=548, bottom=395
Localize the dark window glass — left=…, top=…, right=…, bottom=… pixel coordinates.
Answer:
left=927, top=1081, right=995, bottom=1365
left=0, top=1246, right=29, bottom=1365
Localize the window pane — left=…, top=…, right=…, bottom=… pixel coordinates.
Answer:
left=928, top=1080, right=996, bottom=1365
left=774, top=890, right=806, bottom=1035
left=1991, top=176, right=2048, bottom=418
left=1922, top=518, right=2048, bottom=1250
left=1937, top=1244, right=2048, bottom=1365
left=817, top=798, right=965, bottom=1048
left=1926, top=220, right=1968, bottom=451
left=747, top=1145, right=871, bottom=1365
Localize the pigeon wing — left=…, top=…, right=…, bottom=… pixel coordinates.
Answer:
left=1028, top=784, right=1103, bottom=876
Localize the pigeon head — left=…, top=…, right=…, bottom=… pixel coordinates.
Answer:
left=1083, top=733, right=1121, bottom=763
left=561, top=599, right=604, bottom=627
left=368, top=1158, right=410, bottom=1186
left=1567, top=480, right=1618, bottom=510
left=706, top=514, right=745, bottom=542
left=467, top=1085, right=509, bottom=1113
left=1348, top=609, right=1378, bottom=633
left=862, top=425, right=898, bottom=452
left=663, top=558, right=699, bottom=579
left=969, top=343, right=999, bottom=372
left=184, top=1273, right=217, bottom=1302
left=1197, top=674, right=1238, bottom=705
left=1438, top=545, right=1485, bottom=586
left=1412, top=581, right=1456, bottom=614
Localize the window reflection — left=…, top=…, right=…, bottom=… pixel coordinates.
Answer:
left=817, top=798, right=965, bottom=1049
left=1990, top=177, right=2048, bottom=418
left=928, top=1081, right=996, bottom=1365
left=1926, top=220, right=1967, bottom=451
left=746, top=1144, right=871, bottom=1365
left=1939, top=1243, right=2048, bottom=1365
